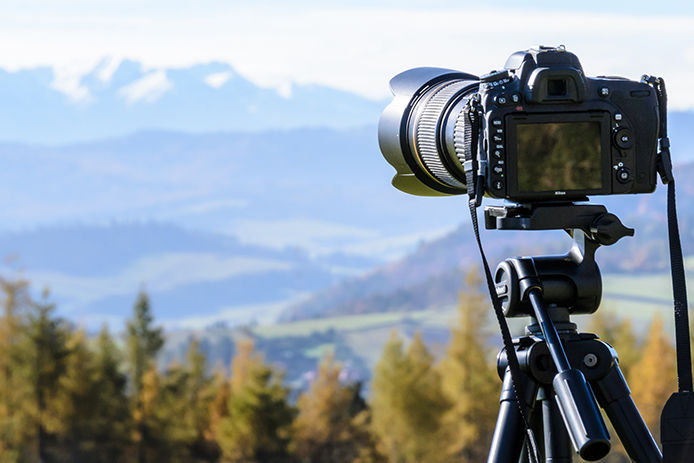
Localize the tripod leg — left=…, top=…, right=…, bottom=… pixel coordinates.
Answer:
left=487, top=367, right=539, bottom=463
left=592, top=363, right=663, bottom=462
left=538, top=387, right=572, bottom=463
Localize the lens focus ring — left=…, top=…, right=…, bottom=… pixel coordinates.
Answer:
left=413, top=80, right=469, bottom=189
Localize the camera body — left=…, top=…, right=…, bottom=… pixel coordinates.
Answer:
left=378, top=46, right=660, bottom=202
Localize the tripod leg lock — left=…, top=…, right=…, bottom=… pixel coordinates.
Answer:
left=553, top=369, right=611, bottom=461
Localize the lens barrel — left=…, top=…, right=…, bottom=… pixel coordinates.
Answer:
left=378, top=68, right=478, bottom=196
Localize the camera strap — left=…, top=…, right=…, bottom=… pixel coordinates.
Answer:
left=463, top=97, right=541, bottom=463
left=644, top=75, right=694, bottom=461
left=644, top=75, right=693, bottom=392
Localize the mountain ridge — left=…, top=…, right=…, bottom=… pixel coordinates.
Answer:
left=0, top=59, right=386, bottom=144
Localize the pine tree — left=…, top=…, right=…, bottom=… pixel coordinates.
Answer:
left=55, top=329, right=98, bottom=461
left=629, top=315, right=676, bottom=444
left=218, top=338, right=295, bottom=463
left=150, top=339, right=218, bottom=462
left=350, top=408, right=386, bottom=463
left=290, top=353, right=364, bottom=463
left=208, top=368, right=230, bottom=445
left=439, top=271, right=500, bottom=462
left=87, top=325, right=131, bottom=462
left=23, top=291, right=70, bottom=462
left=371, top=332, right=450, bottom=463
left=138, top=367, right=163, bottom=462
left=0, top=276, right=33, bottom=462
left=126, top=290, right=164, bottom=463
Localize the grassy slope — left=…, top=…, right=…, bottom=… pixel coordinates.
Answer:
left=247, top=270, right=685, bottom=381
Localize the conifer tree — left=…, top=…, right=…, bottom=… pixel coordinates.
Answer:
left=0, top=277, right=33, bottom=462
left=88, top=325, right=131, bottom=462
left=290, top=353, right=364, bottom=463
left=439, top=271, right=500, bottom=462
left=185, top=338, right=217, bottom=459
left=137, top=367, right=163, bottom=462
left=350, top=408, right=386, bottom=463
left=208, top=368, right=230, bottom=445
left=629, top=315, right=676, bottom=443
left=126, top=290, right=164, bottom=463
left=23, top=291, right=70, bottom=462
left=371, top=332, right=450, bottom=463
left=218, top=338, right=295, bottom=463
left=151, top=339, right=218, bottom=462
left=55, top=329, right=98, bottom=461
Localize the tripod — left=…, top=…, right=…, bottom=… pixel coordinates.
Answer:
left=484, top=204, right=663, bottom=462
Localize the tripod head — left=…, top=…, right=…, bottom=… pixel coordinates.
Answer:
left=485, top=203, right=633, bottom=318
left=484, top=203, right=641, bottom=461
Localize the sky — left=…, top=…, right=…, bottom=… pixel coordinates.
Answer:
left=1, top=0, right=694, bottom=109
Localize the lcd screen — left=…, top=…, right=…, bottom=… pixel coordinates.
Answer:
left=516, top=121, right=602, bottom=193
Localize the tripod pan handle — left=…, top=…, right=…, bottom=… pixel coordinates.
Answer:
left=553, top=369, right=611, bottom=461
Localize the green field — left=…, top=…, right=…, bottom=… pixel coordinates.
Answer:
left=160, top=267, right=689, bottom=390
left=242, top=268, right=685, bottom=384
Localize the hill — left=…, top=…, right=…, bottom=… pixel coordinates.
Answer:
left=0, top=126, right=461, bottom=327
left=1, top=222, right=370, bottom=329
left=282, top=161, right=694, bottom=320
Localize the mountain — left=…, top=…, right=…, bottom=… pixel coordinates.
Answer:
left=0, top=60, right=386, bottom=144
left=1, top=58, right=693, bottom=158
left=0, top=127, right=463, bottom=328
left=0, top=127, right=467, bottom=260
left=0, top=66, right=693, bottom=329
left=282, top=160, right=694, bottom=321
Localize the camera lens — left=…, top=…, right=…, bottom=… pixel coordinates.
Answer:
left=378, top=69, right=478, bottom=196
left=409, top=79, right=471, bottom=190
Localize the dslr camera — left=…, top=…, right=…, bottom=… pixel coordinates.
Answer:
left=378, top=46, right=660, bottom=202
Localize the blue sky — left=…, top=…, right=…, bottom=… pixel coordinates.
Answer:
left=2, top=0, right=692, bottom=108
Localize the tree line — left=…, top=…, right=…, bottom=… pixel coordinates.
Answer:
left=0, top=272, right=679, bottom=462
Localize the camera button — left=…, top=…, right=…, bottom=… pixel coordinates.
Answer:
left=613, top=128, right=633, bottom=149
left=493, top=180, right=505, bottom=191
left=616, top=167, right=632, bottom=183
left=495, top=94, right=508, bottom=105
left=493, top=135, right=503, bottom=143
left=492, top=118, right=502, bottom=127
left=510, top=93, right=521, bottom=104
left=493, top=149, right=503, bottom=159
left=493, top=165, right=504, bottom=175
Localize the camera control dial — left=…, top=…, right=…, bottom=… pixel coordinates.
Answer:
left=481, top=69, right=510, bottom=83
left=616, top=167, right=632, bottom=183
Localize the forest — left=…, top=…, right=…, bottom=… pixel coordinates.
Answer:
left=0, top=272, right=676, bottom=463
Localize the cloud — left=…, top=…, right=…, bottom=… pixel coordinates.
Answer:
left=50, top=65, right=91, bottom=102
left=204, top=70, right=233, bottom=88
left=1, top=5, right=692, bottom=109
left=118, top=70, right=172, bottom=104
left=93, top=55, right=122, bottom=83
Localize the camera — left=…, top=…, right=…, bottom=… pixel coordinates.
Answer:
left=378, top=46, right=660, bottom=202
